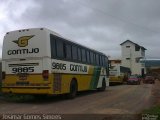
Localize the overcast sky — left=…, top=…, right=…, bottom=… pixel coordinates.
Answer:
left=0, top=0, right=160, bottom=59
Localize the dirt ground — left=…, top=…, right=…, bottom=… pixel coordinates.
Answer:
left=0, top=82, right=156, bottom=115
left=151, top=79, right=160, bottom=105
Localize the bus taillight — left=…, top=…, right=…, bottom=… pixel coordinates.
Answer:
left=2, top=71, right=6, bottom=80
left=42, top=70, right=49, bottom=80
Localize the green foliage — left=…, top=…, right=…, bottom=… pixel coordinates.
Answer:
left=143, top=106, right=160, bottom=114
left=143, top=106, right=160, bottom=120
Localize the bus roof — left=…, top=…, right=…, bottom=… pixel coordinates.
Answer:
left=5, top=28, right=108, bottom=58
left=46, top=28, right=107, bottom=57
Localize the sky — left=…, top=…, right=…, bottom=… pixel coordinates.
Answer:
left=0, top=0, right=160, bottom=59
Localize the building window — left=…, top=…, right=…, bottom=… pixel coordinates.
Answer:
left=126, top=46, right=130, bottom=48
left=135, top=58, right=141, bottom=63
left=126, top=58, right=130, bottom=60
left=135, top=58, right=139, bottom=63
left=141, top=50, right=145, bottom=56
left=135, top=45, right=140, bottom=51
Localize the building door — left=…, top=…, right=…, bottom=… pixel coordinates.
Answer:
left=141, top=68, right=144, bottom=77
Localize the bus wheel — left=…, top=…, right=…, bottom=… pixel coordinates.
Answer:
left=67, top=80, right=77, bottom=99
left=100, top=79, right=106, bottom=91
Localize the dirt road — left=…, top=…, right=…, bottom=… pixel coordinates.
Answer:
left=0, top=83, right=154, bottom=114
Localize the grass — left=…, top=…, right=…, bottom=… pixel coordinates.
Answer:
left=142, top=105, right=160, bottom=120
left=143, top=105, right=160, bottom=114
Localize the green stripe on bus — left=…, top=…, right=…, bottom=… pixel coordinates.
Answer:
left=90, top=67, right=101, bottom=89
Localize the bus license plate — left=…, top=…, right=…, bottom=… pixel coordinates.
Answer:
left=18, top=73, right=28, bottom=80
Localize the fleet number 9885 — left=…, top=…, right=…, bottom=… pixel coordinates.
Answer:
left=12, top=67, right=34, bottom=73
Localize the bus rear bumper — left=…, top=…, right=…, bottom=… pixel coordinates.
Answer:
left=1, top=87, right=53, bottom=95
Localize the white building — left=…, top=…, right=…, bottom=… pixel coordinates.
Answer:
left=109, top=59, right=121, bottom=66
left=120, top=40, right=146, bottom=75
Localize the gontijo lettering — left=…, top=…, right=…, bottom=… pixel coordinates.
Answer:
left=7, top=48, right=39, bottom=55
left=70, top=64, right=87, bottom=72
left=7, top=35, right=39, bottom=55
left=52, top=62, right=88, bottom=72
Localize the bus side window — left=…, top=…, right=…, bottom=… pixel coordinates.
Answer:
left=105, top=57, right=108, bottom=67
left=102, top=56, right=105, bottom=66
left=99, top=55, right=102, bottom=66
left=90, top=51, right=94, bottom=65
left=96, top=54, right=100, bottom=66
left=50, top=34, right=56, bottom=58
left=78, top=48, right=81, bottom=62
left=82, top=48, right=86, bottom=62
left=93, top=53, right=96, bottom=65
left=65, top=43, right=72, bottom=60
left=86, top=50, right=90, bottom=64
left=56, top=38, right=64, bottom=59
left=72, top=45, right=78, bottom=61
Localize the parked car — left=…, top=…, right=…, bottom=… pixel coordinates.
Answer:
left=127, top=75, right=141, bottom=85
left=143, top=76, right=155, bottom=84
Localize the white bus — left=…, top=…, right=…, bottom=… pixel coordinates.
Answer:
left=2, top=28, right=109, bottom=98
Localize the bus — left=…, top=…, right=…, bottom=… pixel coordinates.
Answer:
left=109, top=65, right=130, bottom=84
left=1, top=28, right=109, bottom=98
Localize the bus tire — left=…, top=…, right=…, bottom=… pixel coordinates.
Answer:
left=100, top=79, right=106, bottom=91
left=67, top=80, right=77, bottom=99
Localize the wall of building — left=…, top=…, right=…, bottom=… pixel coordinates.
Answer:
left=121, top=41, right=145, bottom=75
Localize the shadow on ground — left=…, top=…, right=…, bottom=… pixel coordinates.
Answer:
left=0, top=90, right=105, bottom=104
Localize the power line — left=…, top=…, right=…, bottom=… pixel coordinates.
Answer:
left=76, top=0, right=159, bottom=33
